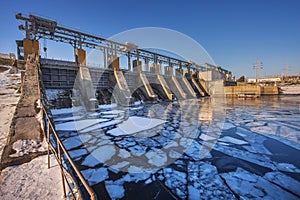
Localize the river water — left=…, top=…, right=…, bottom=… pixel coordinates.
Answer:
left=49, top=94, right=300, bottom=199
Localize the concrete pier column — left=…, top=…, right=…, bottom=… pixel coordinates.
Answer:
left=103, top=48, right=108, bottom=68
left=127, top=52, right=131, bottom=71
left=133, top=60, right=142, bottom=73
left=155, top=64, right=161, bottom=74
left=175, top=67, right=183, bottom=76
left=108, top=56, right=120, bottom=70
left=74, top=48, right=97, bottom=111
left=75, top=48, right=86, bottom=66
left=144, top=58, right=149, bottom=72
left=23, top=39, right=39, bottom=60
left=149, top=63, right=156, bottom=73
left=164, top=66, right=173, bottom=76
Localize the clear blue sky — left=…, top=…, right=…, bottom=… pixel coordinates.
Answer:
left=0, top=0, right=299, bottom=78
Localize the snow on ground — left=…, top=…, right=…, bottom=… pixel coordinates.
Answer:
left=0, top=66, right=21, bottom=156
left=280, top=84, right=300, bottom=94
left=0, top=66, right=64, bottom=200
left=10, top=139, right=48, bottom=157
left=0, top=155, right=65, bottom=200
left=107, top=116, right=165, bottom=136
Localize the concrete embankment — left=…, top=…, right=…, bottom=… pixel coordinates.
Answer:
left=0, top=55, right=46, bottom=170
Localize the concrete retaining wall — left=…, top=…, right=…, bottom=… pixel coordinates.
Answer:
left=261, top=86, right=279, bottom=95
left=225, top=85, right=261, bottom=97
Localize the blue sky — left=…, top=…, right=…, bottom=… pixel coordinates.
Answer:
left=0, top=0, right=299, bottom=78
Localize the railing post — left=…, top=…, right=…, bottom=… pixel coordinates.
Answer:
left=57, top=138, right=67, bottom=198
left=47, top=121, right=50, bottom=169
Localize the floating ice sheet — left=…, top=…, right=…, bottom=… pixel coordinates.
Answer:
left=105, top=182, right=125, bottom=199
left=107, top=116, right=165, bottom=136
left=99, top=103, right=117, bottom=110
left=51, top=106, right=83, bottom=115
left=81, top=168, right=108, bottom=186
left=101, top=110, right=125, bottom=115
left=54, top=116, right=83, bottom=122
left=79, top=120, right=122, bottom=133
left=264, top=172, right=300, bottom=196
left=218, top=136, right=248, bottom=145
left=221, top=167, right=299, bottom=199
left=55, top=118, right=109, bottom=131
left=199, top=134, right=217, bottom=141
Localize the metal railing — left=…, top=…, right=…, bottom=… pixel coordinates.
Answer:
left=42, top=105, right=97, bottom=200
left=36, top=55, right=97, bottom=200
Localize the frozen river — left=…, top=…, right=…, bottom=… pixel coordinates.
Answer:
left=49, top=95, right=300, bottom=199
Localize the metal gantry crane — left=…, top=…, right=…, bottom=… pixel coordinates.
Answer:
left=15, top=13, right=230, bottom=74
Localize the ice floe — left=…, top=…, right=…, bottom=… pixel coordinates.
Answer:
left=62, top=136, right=83, bottom=150
left=276, top=162, right=300, bottom=173
left=55, top=119, right=109, bottom=131
left=110, top=161, right=130, bottom=171
left=101, top=110, right=124, bottom=115
left=118, top=149, right=131, bottom=159
left=145, top=150, right=167, bottom=167
left=68, top=148, right=88, bottom=160
left=199, top=134, right=217, bottom=141
left=187, top=161, right=235, bottom=199
left=218, top=136, right=248, bottom=145
left=163, top=168, right=187, bottom=199
left=79, top=119, right=122, bottom=133
left=221, top=167, right=299, bottom=199
left=217, top=122, right=236, bottom=130
left=51, top=106, right=83, bottom=115
left=53, top=116, right=83, bottom=122
left=105, top=181, right=125, bottom=199
left=81, top=167, right=108, bottom=186
left=264, top=172, right=300, bottom=196
left=81, top=154, right=101, bottom=168
left=98, top=103, right=117, bottom=110
left=107, top=116, right=165, bottom=136
left=91, top=145, right=116, bottom=163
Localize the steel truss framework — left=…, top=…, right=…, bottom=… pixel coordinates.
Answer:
left=16, top=13, right=230, bottom=74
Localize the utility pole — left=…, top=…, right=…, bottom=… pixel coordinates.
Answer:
left=253, top=60, right=263, bottom=84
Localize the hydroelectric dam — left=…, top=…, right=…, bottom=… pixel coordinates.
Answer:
left=3, top=13, right=232, bottom=199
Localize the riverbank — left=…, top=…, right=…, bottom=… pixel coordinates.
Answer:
left=0, top=65, right=64, bottom=199
left=280, top=84, right=300, bottom=95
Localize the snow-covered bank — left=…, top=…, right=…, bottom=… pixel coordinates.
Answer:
left=0, top=155, right=65, bottom=199
left=0, top=66, right=21, bottom=156
left=280, top=84, right=300, bottom=94
left=0, top=66, right=64, bottom=200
